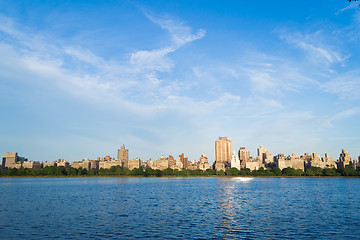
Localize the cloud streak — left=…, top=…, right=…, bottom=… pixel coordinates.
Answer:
left=0, top=12, right=244, bottom=120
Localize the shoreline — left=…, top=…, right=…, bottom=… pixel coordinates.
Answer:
left=1, top=175, right=360, bottom=178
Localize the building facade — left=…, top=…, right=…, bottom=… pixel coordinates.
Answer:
left=238, top=147, right=250, bottom=169
left=118, top=145, right=129, bottom=168
left=337, top=149, right=351, bottom=168
left=2, top=152, right=27, bottom=169
left=230, top=151, right=241, bottom=170
left=214, top=137, right=232, bottom=171
left=199, top=154, right=210, bottom=170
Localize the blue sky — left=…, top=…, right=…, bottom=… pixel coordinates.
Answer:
left=1, top=0, right=360, bottom=164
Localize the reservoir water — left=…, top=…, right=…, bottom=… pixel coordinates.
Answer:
left=0, top=177, right=359, bottom=239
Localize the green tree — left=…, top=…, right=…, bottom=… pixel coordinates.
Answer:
left=164, top=168, right=174, bottom=176
left=131, top=167, right=144, bottom=176
left=205, top=169, right=216, bottom=175
left=226, top=167, right=240, bottom=176
left=282, top=167, right=296, bottom=176
left=305, top=167, right=322, bottom=176
left=322, top=168, right=338, bottom=176
left=273, top=167, right=282, bottom=176
left=239, top=168, right=251, bottom=176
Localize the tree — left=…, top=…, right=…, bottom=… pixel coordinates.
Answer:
left=164, top=168, right=174, bottom=176
left=323, top=168, right=338, bottom=176
left=282, top=167, right=296, bottom=176
left=205, top=169, right=216, bottom=175
left=239, top=168, right=251, bottom=176
left=305, top=167, right=322, bottom=176
left=226, top=167, right=240, bottom=176
left=343, top=166, right=357, bottom=176
left=131, top=167, right=144, bottom=176
left=273, top=167, right=282, bottom=176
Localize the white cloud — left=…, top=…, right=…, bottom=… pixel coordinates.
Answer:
left=0, top=12, right=245, bottom=120
left=144, top=11, right=206, bottom=47
left=130, top=47, right=174, bottom=72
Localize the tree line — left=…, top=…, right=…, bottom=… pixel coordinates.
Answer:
left=1, top=165, right=360, bottom=177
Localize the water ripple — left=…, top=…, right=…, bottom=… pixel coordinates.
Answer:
left=0, top=177, right=360, bottom=239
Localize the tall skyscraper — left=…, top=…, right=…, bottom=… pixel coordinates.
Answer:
left=214, top=137, right=232, bottom=171
left=118, top=145, right=129, bottom=168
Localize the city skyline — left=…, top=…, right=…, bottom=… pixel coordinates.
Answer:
left=1, top=1, right=360, bottom=162
left=2, top=141, right=359, bottom=167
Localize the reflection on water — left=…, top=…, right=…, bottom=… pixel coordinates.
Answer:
left=0, top=177, right=360, bottom=239
left=215, top=178, right=255, bottom=239
left=231, top=177, right=253, bottom=182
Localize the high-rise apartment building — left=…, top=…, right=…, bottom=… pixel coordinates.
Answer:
left=178, top=153, right=188, bottom=169
left=257, top=145, right=273, bottom=165
left=231, top=151, right=241, bottom=170
left=337, top=149, right=351, bottom=168
left=214, top=137, right=232, bottom=171
left=118, top=145, right=129, bottom=168
left=238, top=147, right=250, bottom=169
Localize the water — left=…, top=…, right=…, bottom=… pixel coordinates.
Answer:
left=0, top=177, right=359, bottom=239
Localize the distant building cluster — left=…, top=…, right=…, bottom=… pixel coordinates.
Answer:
left=2, top=137, right=359, bottom=171
left=1, top=145, right=210, bottom=171
left=213, top=137, right=360, bottom=171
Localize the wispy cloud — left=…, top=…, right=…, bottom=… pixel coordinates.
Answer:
left=337, top=2, right=359, bottom=13
left=128, top=11, right=206, bottom=88
left=143, top=11, right=206, bottom=47
left=280, top=31, right=348, bottom=68
left=322, top=69, right=360, bottom=101
left=0, top=12, right=244, bottom=120
left=325, top=106, right=360, bottom=128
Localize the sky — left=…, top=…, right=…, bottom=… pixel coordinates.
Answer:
left=1, top=0, right=360, bottom=164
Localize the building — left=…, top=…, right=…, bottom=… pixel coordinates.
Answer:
left=306, top=153, right=337, bottom=169
left=2, top=152, right=27, bottom=169
left=238, top=147, right=250, bottom=169
left=89, top=160, right=99, bottom=169
left=337, top=149, right=352, bottom=168
left=56, top=159, right=70, bottom=168
left=167, top=155, right=176, bottom=169
left=118, top=145, right=129, bottom=168
left=230, top=151, right=241, bottom=170
left=145, top=159, right=156, bottom=169
left=354, top=156, right=360, bottom=169
left=22, top=161, right=42, bottom=169
left=188, top=160, right=199, bottom=170
left=71, top=159, right=91, bottom=170
left=245, top=157, right=264, bottom=171
left=156, top=156, right=169, bottom=170
left=257, top=146, right=273, bottom=166
left=214, top=137, right=232, bottom=171
left=198, top=154, right=210, bottom=170
left=99, top=160, right=122, bottom=169
left=43, top=161, right=57, bottom=167
left=128, top=158, right=141, bottom=170
left=175, top=156, right=183, bottom=170
left=178, top=153, right=189, bottom=169
left=275, top=153, right=304, bottom=171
